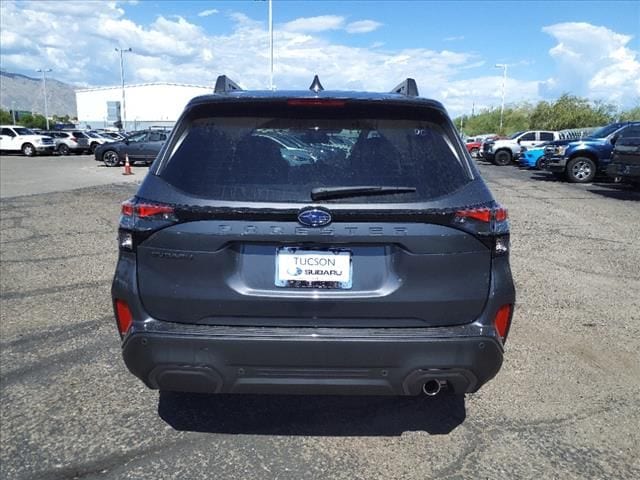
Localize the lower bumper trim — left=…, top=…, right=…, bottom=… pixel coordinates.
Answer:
left=122, top=326, right=503, bottom=396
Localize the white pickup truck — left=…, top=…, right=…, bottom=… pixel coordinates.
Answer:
left=0, top=125, right=56, bottom=156
left=482, top=130, right=559, bottom=166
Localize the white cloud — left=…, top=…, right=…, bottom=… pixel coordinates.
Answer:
left=198, top=9, right=219, bottom=17
left=282, top=15, right=345, bottom=33
left=541, top=22, right=640, bottom=105
left=444, top=36, right=464, bottom=42
left=345, top=20, right=382, bottom=34
left=1, top=3, right=637, bottom=118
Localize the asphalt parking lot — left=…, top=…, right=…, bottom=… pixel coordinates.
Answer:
left=1, top=153, right=639, bottom=479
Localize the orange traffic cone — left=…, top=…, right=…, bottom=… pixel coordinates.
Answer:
left=122, top=154, right=133, bottom=175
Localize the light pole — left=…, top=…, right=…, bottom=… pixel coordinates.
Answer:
left=269, top=0, right=274, bottom=90
left=495, top=63, right=508, bottom=133
left=36, top=68, right=52, bottom=129
left=115, top=47, right=132, bottom=131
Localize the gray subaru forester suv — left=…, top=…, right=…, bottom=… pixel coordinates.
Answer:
left=112, top=76, right=515, bottom=397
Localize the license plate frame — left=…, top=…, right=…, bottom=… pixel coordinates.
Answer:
left=275, top=247, right=353, bottom=289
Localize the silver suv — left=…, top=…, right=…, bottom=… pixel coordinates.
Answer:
left=44, top=130, right=90, bottom=155
left=85, top=131, right=114, bottom=153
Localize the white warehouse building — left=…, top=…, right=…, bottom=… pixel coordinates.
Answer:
left=75, top=83, right=212, bottom=131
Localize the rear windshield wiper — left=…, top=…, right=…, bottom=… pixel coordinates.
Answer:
left=310, top=185, right=417, bottom=201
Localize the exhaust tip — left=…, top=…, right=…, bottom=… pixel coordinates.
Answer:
left=422, top=379, right=442, bottom=396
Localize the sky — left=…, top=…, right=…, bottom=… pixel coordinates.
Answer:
left=0, top=0, right=639, bottom=117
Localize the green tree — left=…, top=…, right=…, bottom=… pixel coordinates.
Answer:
left=537, top=94, right=614, bottom=130
left=17, top=113, right=47, bottom=129
left=456, top=104, right=532, bottom=136
left=0, top=109, right=13, bottom=124
left=454, top=95, right=621, bottom=136
left=529, top=101, right=553, bottom=130
left=52, top=114, right=71, bottom=124
left=619, top=106, right=640, bottom=121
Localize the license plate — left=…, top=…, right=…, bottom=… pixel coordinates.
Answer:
left=275, top=248, right=352, bottom=289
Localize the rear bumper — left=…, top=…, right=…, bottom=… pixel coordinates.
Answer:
left=607, top=162, right=640, bottom=179
left=121, top=320, right=504, bottom=396
left=544, top=156, right=567, bottom=172
left=35, top=145, right=55, bottom=153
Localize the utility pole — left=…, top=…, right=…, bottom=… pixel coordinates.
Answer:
left=495, top=64, right=508, bottom=133
left=115, top=47, right=132, bottom=131
left=269, top=0, right=274, bottom=90
left=36, top=68, right=52, bottom=129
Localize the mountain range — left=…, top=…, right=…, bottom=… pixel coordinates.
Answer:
left=0, top=70, right=78, bottom=117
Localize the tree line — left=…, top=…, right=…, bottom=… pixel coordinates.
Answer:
left=454, top=94, right=640, bottom=136
left=0, top=109, right=75, bottom=129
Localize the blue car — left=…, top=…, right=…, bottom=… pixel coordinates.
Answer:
left=519, top=146, right=546, bottom=169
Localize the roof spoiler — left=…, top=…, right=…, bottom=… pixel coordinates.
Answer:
left=214, top=75, right=243, bottom=94
left=390, top=78, right=419, bottom=97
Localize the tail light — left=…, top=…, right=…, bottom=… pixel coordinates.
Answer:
left=118, top=198, right=177, bottom=251
left=454, top=206, right=510, bottom=256
left=493, top=304, right=513, bottom=342
left=122, top=200, right=175, bottom=219
left=455, top=206, right=508, bottom=224
left=114, top=299, right=133, bottom=336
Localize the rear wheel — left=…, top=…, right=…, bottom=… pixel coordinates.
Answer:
left=535, top=156, right=545, bottom=170
left=57, top=144, right=70, bottom=156
left=90, top=143, right=98, bottom=154
left=493, top=150, right=512, bottom=166
left=22, top=143, right=36, bottom=157
left=102, top=150, right=120, bottom=167
left=470, top=147, right=479, bottom=158
left=566, top=157, right=596, bottom=183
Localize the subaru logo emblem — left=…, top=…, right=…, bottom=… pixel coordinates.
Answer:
left=298, top=208, right=332, bottom=227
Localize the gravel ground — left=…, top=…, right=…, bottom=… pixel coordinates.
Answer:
left=1, top=160, right=639, bottom=479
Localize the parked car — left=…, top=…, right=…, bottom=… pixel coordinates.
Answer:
left=112, top=75, right=516, bottom=398
left=97, top=131, right=126, bottom=142
left=42, top=130, right=90, bottom=155
left=518, top=145, right=548, bottom=169
left=483, top=130, right=559, bottom=166
left=544, top=122, right=640, bottom=183
left=85, top=131, right=114, bottom=153
left=0, top=125, right=56, bottom=156
left=465, top=137, right=483, bottom=158
left=606, top=124, right=640, bottom=184
left=94, top=129, right=168, bottom=167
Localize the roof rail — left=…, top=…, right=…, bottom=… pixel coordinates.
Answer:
left=214, top=75, right=243, bottom=94
left=390, top=78, right=419, bottom=97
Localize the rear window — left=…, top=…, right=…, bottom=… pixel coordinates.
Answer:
left=158, top=104, right=471, bottom=203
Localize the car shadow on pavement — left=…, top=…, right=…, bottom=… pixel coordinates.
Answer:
left=528, top=172, right=563, bottom=182
left=587, top=184, right=640, bottom=201
left=158, top=391, right=466, bottom=436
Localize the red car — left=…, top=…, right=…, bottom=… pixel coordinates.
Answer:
left=465, top=138, right=483, bottom=158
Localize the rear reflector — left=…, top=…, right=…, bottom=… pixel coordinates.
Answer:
left=495, top=207, right=508, bottom=222
left=493, top=304, right=512, bottom=342
left=121, top=200, right=134, bottom=217
left=115, top=299, right=133, bottom=335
